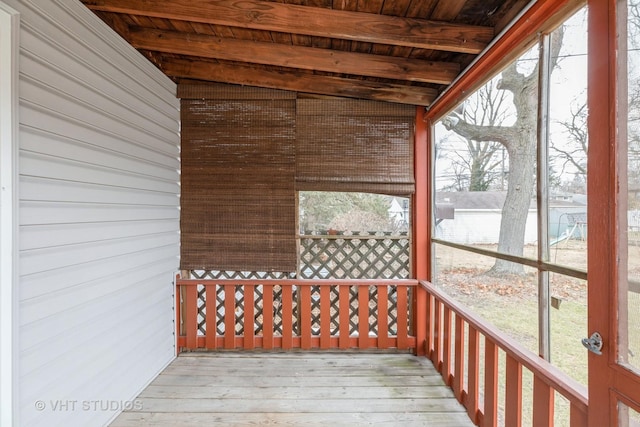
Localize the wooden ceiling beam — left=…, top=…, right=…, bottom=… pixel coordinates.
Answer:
left=159, top=57, right=438, bottom=106
left=128, top=27, right=459, bottom=85
left=81, top=0, right=493, bottom=54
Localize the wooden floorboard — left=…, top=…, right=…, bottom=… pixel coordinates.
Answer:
left=109, top=352, right=475, bottom=427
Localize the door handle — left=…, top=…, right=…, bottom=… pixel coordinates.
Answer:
left=582, top=332, right=603, bottom=355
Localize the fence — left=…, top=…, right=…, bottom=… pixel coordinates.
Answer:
left=176, top=277, right=419, bottom=351
left=418, top=280, right=588, bottom=427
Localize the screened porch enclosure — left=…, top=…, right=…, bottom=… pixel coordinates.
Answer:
left=177, top=82, right=420, bottom=352
left=166, top=70, right=588, bottom=426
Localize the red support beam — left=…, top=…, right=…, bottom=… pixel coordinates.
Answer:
left=413, top=105, right=430, bottom=357
left=413, top=105, right=430, bottom=280
left=587, top=0, right=619, bottom=425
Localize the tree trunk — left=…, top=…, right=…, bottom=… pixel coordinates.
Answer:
left=489, top=132, right=537, bottom=276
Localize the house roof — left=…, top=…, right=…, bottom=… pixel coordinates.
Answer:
left=436, top=191, right=587, bottom=211
left=437, top=191, right=508, bottom=210
left=79, top=0, right=533, bottom=106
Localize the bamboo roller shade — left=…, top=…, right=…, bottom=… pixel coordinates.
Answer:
left=180, top=84, right=297, bottom=271
left=296, top=98, right=415, bottom=195
left=179, top=83, right=415, bottom=272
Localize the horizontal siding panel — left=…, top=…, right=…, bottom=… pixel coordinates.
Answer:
left=21, top=126, right=178, bottom=181
left=20, top=176, right=178, bottom=207
left=19, top=245, right=178, bottom=301
left=20, top=151, right=178, bottom=194
left=25, top=327, right=174, bottom=427
left=20, top=285, right=173, bottom=425
left=20, top=78, right=176, bottom=157
left=16, top=0, right=177, bottom=117
left=85, top=328, right=175, bottom=426
left=20, top=219, right=178, bottom=251
left=20, top=103, right=178, bottom=167
left=19, top=232, right=178, bottom=276
left=20, top=40, right=177, bottom=143
left=20, top=28, right=177, bottom=137
left=20, top=201, right=178, bottom=226
left=20, top=270, right=173, bottom=372
left=19, top=154, right=178, bottom=196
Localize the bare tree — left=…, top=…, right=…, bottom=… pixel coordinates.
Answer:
left=438, top=84, right=510, bottom=192
left=551, top=101, right=587, bottom=188
left=442, top=29, right=565, bottom=276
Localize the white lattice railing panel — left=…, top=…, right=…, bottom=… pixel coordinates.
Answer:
left=299, top=231, right=410, bottom=279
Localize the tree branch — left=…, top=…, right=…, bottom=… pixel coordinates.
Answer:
left=441, top=114, right=517, bottom=147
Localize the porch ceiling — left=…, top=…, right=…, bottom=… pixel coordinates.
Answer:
left=80, top=0, right=531, bottom=106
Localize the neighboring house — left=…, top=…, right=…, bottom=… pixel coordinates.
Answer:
left=434, top=191, right=587, bottom=245
left=388, top=197, right=409, bottom=226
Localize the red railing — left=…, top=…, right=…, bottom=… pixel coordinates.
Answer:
left=176, top=276, right=420, bottom=351
left=418, top=280, right=588, bottom=427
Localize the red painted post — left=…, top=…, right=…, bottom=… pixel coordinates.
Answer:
left=244, top=284, right=254, bottom=350
left=443, top=306, right=452, bottom=385
left=263, top=284, right=273, bottom=350
left=533, top=376, right=554, bottom=427
left=205, top=284, right=217, bottom=349
left=300, top=285, right=311, bottom=349
left=453, top=314, right=465, bottom=401
left=570, top=402, right=588, bottom=427
left=185, top=284, right=198, bottom=349
left=378, top=285, right=389, bottom=349
left=415, top=285, right=427, bottom=356
left=433, top=299, right=441, bottom=368
left=282, top=285, right=293, bottom=349
left=425, top=292, right=434, bottom=358
left=484, top=339, right=499, bottom=427
left=339, top=285, right=350, bottom=349
left=467, top=325, right=480, bottom=424
left=358, top=285, right=369, bottom=349
left=505, top=354, right=523, bottom=427
left=397, top=285, right=409, bottom=350
left=320, top=285, right=331, bottom=349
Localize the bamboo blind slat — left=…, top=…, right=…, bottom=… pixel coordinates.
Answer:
left=180, top=84, right=297, bottom=272
left=296, top=99, right=416, bottom=196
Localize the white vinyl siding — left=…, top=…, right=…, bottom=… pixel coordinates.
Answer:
left=5, top=0, right=180, bottom=425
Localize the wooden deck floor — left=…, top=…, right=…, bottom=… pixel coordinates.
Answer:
left=109, top=352, right=475, bottom=427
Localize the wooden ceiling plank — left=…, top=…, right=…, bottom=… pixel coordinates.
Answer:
left=81, top=0, right=493, bottom=53
left=96, top=11, right=130, bottom=39
left=405, top=0, right=439, bottom=18
left=161, top=57, right=437, bottom=105
left=148, top=17, right=177, bottom=31
left=311, top=36, right=333, bottom=49
left=333, top=0, right=359, bottom=11
left=493, top=0, right=530, bottom=33
left=381, top=0, right=411, bottom=17
left=127, top=27, right=459, bottom=84
left=357, top=0, right=384, bottom=14
left=430, top=0, right=468, bottom=20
